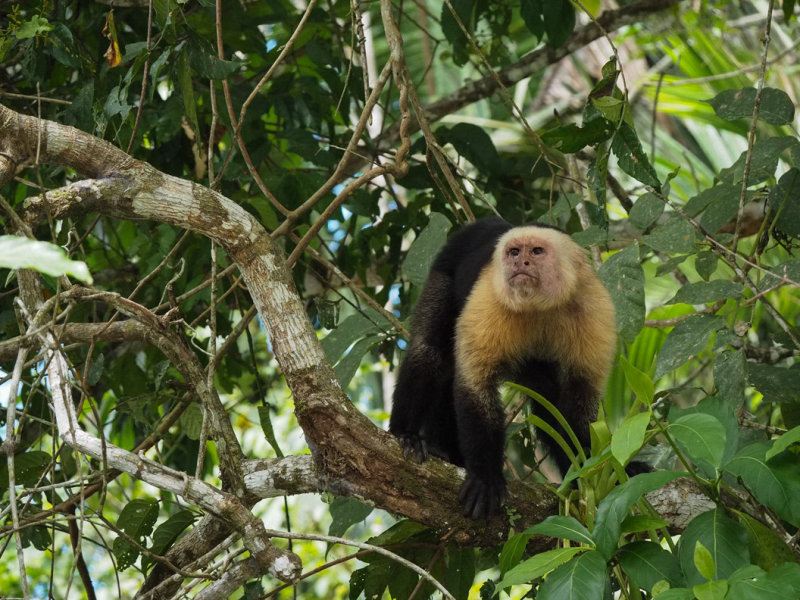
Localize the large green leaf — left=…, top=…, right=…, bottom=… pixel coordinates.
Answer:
left=726, top=565, right=784, bottom=600
left=677, top=509, right=749, bottom=586
left=669, top=413, right=727, bottom=473
left=0, top=235, right=92, bottom=283
left=611, top=122, right=660, bottom=189
left=536, top=550, right=608, bottom=600
left=402, top=213, right=452, bottom=288
left=705, top=87, right=795, bottom=126
left=734, top=511, right=796, bottom=573
left=611, top=411, right=651, bottom=465
left=593, top=471, right=683, bottom=559
left=496, top=547, right=586, bottom=590
left=654, top=314, right=724, bottom=380
left=748, top=363, right=800, bottom=403
left=618, top=541, right=685, bottom=592
left=524, top=515, right=594, bottom=546
left=328, top=497, right=373, bottom=538
left=725, top=443, right=800, bottom=527
left=598, top=244, right=645, bottom=344
left=666, top=281, right=744, bottom=305
left=642, top=214, right=697, bottom=255
left=114, top=498, right=159, bottom=570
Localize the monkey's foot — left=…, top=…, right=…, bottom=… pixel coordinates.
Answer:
left=459, top=474, right=507, bottom=519
left=396, top=433, right=428, bottom=463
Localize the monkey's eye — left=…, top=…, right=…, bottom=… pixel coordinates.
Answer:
left=508, top=248, right=520, bottom=257
left=532, top=247, right=545, bottom=255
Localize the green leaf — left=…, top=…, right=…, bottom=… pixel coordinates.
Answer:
left=694, top=541, right=716, bottom=581
left=440, top=123, right=502, bottom=174
left=695, top=251, right=718, bottom=280
left=705, top=87, right=795, bottom=126
left=258, top=404, right=284, bottom=458
left=542, top=0, right=575, bottom=47
left=766, top=423, right=800, bottom=459
left=767, top=562, right=800, bottom=595
left=748, top=363, right=800, bottom=403
left=678, top=509, right=749, bottom=586
left=440, top=0, right=473, bottom=65
left=541, top=118, right=615, bottom=153
left=734, top=511, right=796, bottom=573
left=693, top=579, right=728, bottom=600
left=768, top=168, right=800, bottom=238
left=667, top=281, right=744, bottom=305
left=628, top=192, right=664, bottom=231
left=536, top=550, right=608, bottom=600
left=402, top=213, right=452, bottom=288
left=331, top=333, right=381, bottom=388
left=188, top=46, right=241, bottom=79
left=593, top=471, right=684, bottom=559
left=784, top=0, right=797, bottom=22
left=496, top=547, right=585, bottom=590
left=618, top=541, right=685, bottom=591
left=669, top=413, right=727, bottom=472
left=320, top=312, right=381, bottom=363
left=498, top=532, right=531, bottom=575
left=178, top=402, right=203, bottom=441
left=653, top=588, right=695, bottom=599
left=444, top=547, right=475, bottom=600
left=619, top=355, right=654, bottom=406
left=177, top=49, right=199, bottom=143
left=524, top=515, right=594, bottom=546
left=366, top=519, right=428, bottom=546
left=16, top=15, right=54, bottom=39
left=0, top=451, right=51, bottom=489
left=720, top=136, right=799, bottom=186
left=655, top=314, right=723, bottom=380
left=726, top=564, right=785, bottom=600
left=598, top=244, right=645, bottom=344
left=642, top=213, right=697, bottom=255
left=144, top=509, right=196, bottom=571
left=328, top=497, right=373, bottom=539
left=620, top=514, right=668, bottom=534
left=118, top=498, right=159, bottom=537
left=725, top=443, right=800, bottom=526
left=713, top=349, right=746, bottom=407
left=0, top=235, right=93, bottom=283
left=520, top=0, right=545, bottom=40
left=114, top=498, right=159, bottom=570
left=21, top=525, right=52, bottom=551
left=611, top=122, right=660, bottom=189
left=611, top=411, right=651, bottom=465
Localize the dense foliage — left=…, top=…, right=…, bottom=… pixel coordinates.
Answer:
left=1, top=0, right=800, bottom=598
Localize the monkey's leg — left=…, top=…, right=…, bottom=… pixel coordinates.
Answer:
left=548, top=373, right=598, bottom=475
left=390, top=341, right=453, bottom=462
left=453, top=381, right=508, bottom=519
left=390, top=271, right=457, bottom=463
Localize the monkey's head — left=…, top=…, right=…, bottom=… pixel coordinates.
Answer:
left=491, top=225, right=584, bottom=312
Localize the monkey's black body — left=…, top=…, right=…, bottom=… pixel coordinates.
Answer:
left=390, top=217, right=614, bottom=518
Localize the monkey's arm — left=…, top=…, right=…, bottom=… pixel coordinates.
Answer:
left=390, top=270, right=457, bottom=462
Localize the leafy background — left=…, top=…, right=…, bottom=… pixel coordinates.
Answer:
left=2, top=0, right=800, bottom=598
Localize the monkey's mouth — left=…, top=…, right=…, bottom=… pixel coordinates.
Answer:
left=508, top=273, right=538, bottom=286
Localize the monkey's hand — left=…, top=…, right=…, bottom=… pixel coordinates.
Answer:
left=396, top=433, right=429, bottom=463
left=459, top=473, right=507, bottom=519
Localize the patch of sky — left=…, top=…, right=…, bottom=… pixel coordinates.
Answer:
left=260, top=24, right=279, bottom=53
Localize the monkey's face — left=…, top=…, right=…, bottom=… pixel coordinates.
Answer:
left=492, top=227, right=581, bottom=312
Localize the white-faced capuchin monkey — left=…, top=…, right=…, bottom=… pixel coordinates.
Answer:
left=389, top=216, right=616, bottom=519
